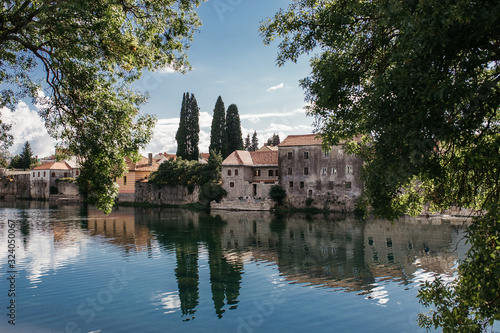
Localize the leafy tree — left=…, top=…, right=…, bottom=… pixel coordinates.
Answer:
left=244, top=134, right=251, bottom=151
left=250, top=131, right=259, bottom=152
left=225, top=104, right=244, bottom=154
left=209, top=96, right=228, bottom=158
left=261, top=0, right=500, bottom=331
left=176, top=92, right=200, bottom=161
left=0, top=0, right=202, bottom=213
left=11, top=141, right=37, bottom=169
left=269, top=185, right=286, bottom=206
left=266, top=133, right=280, bottom=146
left=0, top=155, right=8, bottom=168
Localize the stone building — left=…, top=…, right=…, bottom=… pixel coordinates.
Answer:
left=30, top=161, right=77, bottom=198
left=220, top=150, right=279, bottom=201
left=278, top=134, right=363, bottom=211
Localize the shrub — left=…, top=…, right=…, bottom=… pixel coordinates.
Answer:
left=269, top=185, right=286, bottom=205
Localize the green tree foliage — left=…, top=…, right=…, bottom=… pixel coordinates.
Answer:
left=250, top=131, right=259, bottom=151
left=0, top=0, right=202, bottom=213
left=266, top=133, right=280, bottom=146
left=269, top=185, right=286, bottom=205
left=10, top=141, right=37, bottom=169
left=209, top=96, right=228, bottom=158
left=261, top=0, right=500, bottom=331
left=225, top=104, right=244, bottom=154
left=176, top=92, right=200, bottom=161
left=244, top=133, right=251, bottom=151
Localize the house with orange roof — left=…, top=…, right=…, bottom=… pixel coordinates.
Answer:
left=116, top=153, right=160, bottom=202
left=218, top=134, right=364, bottom=211
left=31, top=161, right=79, bottom=198
left=221, top=150, right=279, bottom=201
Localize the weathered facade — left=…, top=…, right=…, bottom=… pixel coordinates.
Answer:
left=278, top=134, right=363, bottom=211
left=220, top=150, right=279, bottom=201
left=116, top=154, right=159, bottom=202
left=30, top=161, right=77, bottom=199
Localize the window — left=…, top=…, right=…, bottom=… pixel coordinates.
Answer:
left=347, top=165, right=353, bottom=174
left=230, top=182, right=235, bottom=188
left=43, top=171, right=46, bottom=177
left=300, top=182, right=304, bottom=189
left=287, top=167, right=292, bottom=175
left=323, top=150, right=330, bottom=158
left=304, top=167, right=309, bottom=175
left=289, top=181, right=294, bottom=188
left=254, top=170, right=261, bottom=177
left=337, top=149, right=344, bottom=158
left=228, top=169, right=232, bottom=176
left=328, top=181, right=334, bottom=190
left=32, top=172, right=35, bottom=177
left=124, top=176, right=127, bottom=186
left=331, top=168, right=337, bottom=176
left=38, top=172, right=40, bottom=177
left=345, top=181, right=351, bottom=190
left=321, top=167, right=327, bottom=175
left=76, top=170, right=79, bottom=176
left=268, top=170, right=274, bottom=177
left=235, top=169, right=239, bottom=176
left=287, top=152, right=293, bottom=160
left=52, top=172, right=55, bottom=177
left=64, top=172, right=68, bottom=177
left=304, top=151, right=309, bottom=159
left=275, top=169, right=279, bottom=176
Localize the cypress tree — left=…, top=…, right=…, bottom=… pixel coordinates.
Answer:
left=250, top=131, right=259, bottom=151
left=225, top=104, right=244, bottom=155
left=176, top=92, right=200, bottom=161
left=244, top=134, right=251, bottom=151
left=209, top=96, right=228, bottom=158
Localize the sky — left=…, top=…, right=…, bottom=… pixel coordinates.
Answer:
left=2, top=0, right=316, bottom=158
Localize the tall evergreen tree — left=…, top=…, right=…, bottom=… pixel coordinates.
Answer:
left=244, top=134, right=251, bottom=151
left=11, top=141, right=37, bottom=169
left=266, top=133, right=280, bottom=146
left=209, top=96, right=228, bottom=158
left=250, top=131, right=259, bottom=152
left=225, top=104, right=244, bottom=155
left=176, top=92, right=200, bottom=161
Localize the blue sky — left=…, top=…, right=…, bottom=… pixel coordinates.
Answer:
left=3, top=0, right=316, bottom=158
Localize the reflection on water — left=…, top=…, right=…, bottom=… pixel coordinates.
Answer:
left=0, top=202, right=470, bottom=332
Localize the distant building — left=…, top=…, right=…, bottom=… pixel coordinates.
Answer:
left=116, top=153, right=159, bottom=202
left=278, top=134, right=363, bottom=210
left=221, top=150, right=279, bottom=201
left=30, top=161, right=77, bottom=198
left=217, top=134, right=364, bottom=211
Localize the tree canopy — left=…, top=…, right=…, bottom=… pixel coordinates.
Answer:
left=225, top=103, right=244, bottom=155
left=0, top=0, right=202, bottom=213
left=10, top=141, right=37, bottom=169
left=261, top=0, right=500, bottom=331
left=176, top=92, right=200, bottom=161
left=209, top=96, right=228, bottom=158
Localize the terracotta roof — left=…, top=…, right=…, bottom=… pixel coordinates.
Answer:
left=222, top=150, right=278, bottom=166
left=278, top=134, right=322, bottom=147
left=257, top=145, right=279, bottom=152
left=125, top=156, right=159, bottom=172
left=250, top=151, right=278, bottom=166
left=32, top=161, right=72, bottom=170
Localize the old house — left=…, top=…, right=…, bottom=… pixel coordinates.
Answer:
left=278, top=134, right=363, bottom=211
left=30, top=161, right=77, bottom=198
left=220, top=150, right=279, bottom=201
left=116, top=153, right=159, bottom=202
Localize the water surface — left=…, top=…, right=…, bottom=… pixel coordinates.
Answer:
left=0, top=202, right=472, bottom=332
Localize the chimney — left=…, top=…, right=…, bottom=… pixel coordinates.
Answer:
left=148, top=153, right=153, bottom=166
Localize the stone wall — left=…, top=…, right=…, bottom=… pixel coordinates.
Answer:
left=211, top=198, right=274, bottom=211
left=0, top=174, right=31, bottom=199
left=134, top=183, right=200, bottom=205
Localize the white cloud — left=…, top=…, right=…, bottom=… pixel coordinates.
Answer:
left=266, top=83, right=285, bottom=92
left=1, top=103, right=58, bottom=157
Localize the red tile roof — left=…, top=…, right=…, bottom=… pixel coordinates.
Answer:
left=222, top=150, right=278, bottom=166
left=278, top=134, right=322, bottom=147
left=32, top=161, right=72, bottom=170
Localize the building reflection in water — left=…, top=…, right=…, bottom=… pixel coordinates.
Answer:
left=86, top=206, right=469, bottom=318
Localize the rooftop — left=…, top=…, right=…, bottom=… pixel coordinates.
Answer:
left=222, top=150, right=278, bottom=167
